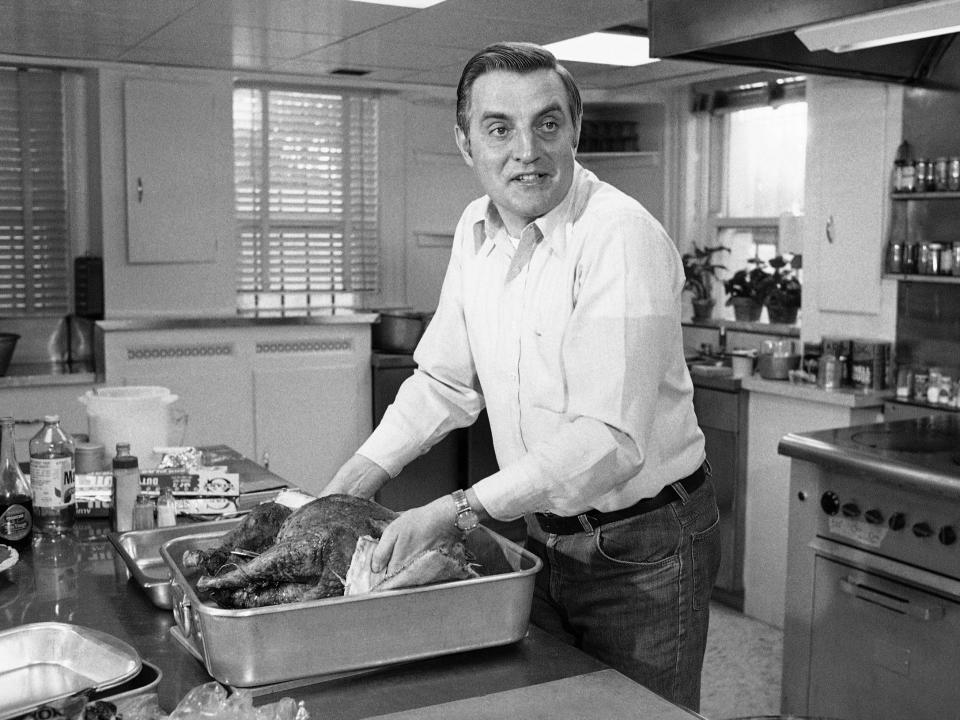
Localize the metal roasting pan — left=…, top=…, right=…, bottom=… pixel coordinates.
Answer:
left=109, top=519, right=241, bottom=609
left=0, top=622, right=142, bottom=720
left=160, top=524, right=541, bottom=688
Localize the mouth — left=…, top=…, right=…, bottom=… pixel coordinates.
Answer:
left=511, top=172, right=550, bottom=185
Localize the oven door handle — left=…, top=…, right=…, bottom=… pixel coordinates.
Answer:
left=840, top=576, right=945, bottom=621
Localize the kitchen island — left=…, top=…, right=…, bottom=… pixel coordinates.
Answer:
left=0, top=518, right=701, bottom=720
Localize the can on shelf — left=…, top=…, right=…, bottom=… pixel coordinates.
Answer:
left=915, top=158, right=931, bottom=191
left=934, top=157, right=950, bottom=191
left=941, top=242, right=955, bottom=275
left=949, top=157, right=960, bottom=191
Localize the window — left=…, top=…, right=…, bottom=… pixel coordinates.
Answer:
left=0, top=67, right=69, bottom=317
left=689, top=74, right=807, bottom=319
left=233, top=85, right=379, bottom=317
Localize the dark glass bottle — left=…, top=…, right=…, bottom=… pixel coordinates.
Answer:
left=29, top=415, right=76, bottom=535
left=0, top=417, right=33, bottom=549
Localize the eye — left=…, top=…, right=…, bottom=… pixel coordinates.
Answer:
left=487, top=124, right=509, bottom=138
left=540, top=119, right=560, bottom=133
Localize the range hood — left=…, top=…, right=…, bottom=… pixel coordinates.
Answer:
left=649, top=0, right=960, bottom=89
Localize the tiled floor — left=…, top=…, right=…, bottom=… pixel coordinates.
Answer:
left=699, top=602, right=784, bottom=720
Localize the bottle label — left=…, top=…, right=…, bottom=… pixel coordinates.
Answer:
left=0, top=503, right=32, bottom=541
left=30, top=457, right=76, bottom=508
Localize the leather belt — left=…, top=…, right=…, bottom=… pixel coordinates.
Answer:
left=534, top=464, right=706, bottom=535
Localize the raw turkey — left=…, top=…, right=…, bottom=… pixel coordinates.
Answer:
left=192, top=493, right=478, bottom=608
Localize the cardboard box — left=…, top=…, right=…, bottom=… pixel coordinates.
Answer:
left=139, top=467, right=240, bottom=498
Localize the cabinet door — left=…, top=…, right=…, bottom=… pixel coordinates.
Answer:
left=253, top=364, right=370, bottom=496
left=124, top=78, right=218, bottom=263
left=806, top=80, right=889, bottom=313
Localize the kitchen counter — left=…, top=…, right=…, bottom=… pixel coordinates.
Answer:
left=0, top=361, right=97, bottom=389
left=0, top=517, right=693, bottom=720
left=740, top=374, right=888, bottom=408
left=96, top=313, right=379, bottom=333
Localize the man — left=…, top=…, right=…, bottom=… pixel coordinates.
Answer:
left=325, top=41, right=720, bottom=711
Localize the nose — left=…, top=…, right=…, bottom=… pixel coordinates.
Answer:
left=512, top=127, right=541, bottom=162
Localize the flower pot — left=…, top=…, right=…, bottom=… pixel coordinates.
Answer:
left=691, top=298, right=715, bottom=321
left=766, top=305, right=799, bottom=325
left=730, top=298, right=762, bottom=322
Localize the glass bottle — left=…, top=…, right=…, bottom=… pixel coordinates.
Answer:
left=132, top=493, right=156, bottom=530
left=32, top=531, right=80, bottom=622
left=29, top=415, right=76, bottom=536
left=156, top=486, right=176, bottom=527
left=111, top=442, right=140, bottom=532
left=0, top=417, right=33, bottom=549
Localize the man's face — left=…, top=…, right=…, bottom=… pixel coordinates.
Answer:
left=455, top=69, right=579, bottom=235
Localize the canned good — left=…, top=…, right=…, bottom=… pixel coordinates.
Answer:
left=903, top=242, right=918, bottom=274
left=949, top=157, right=960, bottom=191
left=927, top=368, right=942, bottom=404
left=941, top=242, right=955, bottom=275
left=953, top=244, right=960, bottom=276
left=939, top=374, right=953, bottom=405
left=895, top=366, right=913, bottom=399
left=934, top=157, right=950, bottom=191
left=915, top=159, right=931, bottom=191
left=913, top=371, right=929, bottom=402
left=886, top=241, right=904, bottom=274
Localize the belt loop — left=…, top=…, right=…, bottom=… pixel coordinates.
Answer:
left=576, top=514, right=595, bottom=536
left=703, top=459, right=713, bottom=477
left=670, top=481, right=690, bottom=504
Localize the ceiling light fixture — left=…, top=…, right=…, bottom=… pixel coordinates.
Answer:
left=545, top=31, right=659, bottom=67
left=347, top=0, right=447, bottom=8
left=795, top=0, right=960, bottom=53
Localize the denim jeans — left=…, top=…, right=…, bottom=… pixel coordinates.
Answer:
left=524, top=475, right=721, bottom=712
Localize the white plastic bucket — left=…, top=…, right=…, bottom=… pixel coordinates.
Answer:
left=79, top=386, right=186, bottom=468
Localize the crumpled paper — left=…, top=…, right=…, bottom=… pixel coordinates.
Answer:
left=120, top=683, right=308, bottom=720
left=343, top=535, right=480, bottom=595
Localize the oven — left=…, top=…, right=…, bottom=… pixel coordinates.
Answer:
left=780, top=415, right=960, bottom=720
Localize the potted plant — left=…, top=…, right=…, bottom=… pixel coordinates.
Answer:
left=758, top=254, right=802, bottom=324
left=682, top=244, right=729, bottom=321
left=723, top=259, right=768, bottom=322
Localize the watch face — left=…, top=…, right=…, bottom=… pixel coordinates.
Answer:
left=456, top=509, right=479, bottom=532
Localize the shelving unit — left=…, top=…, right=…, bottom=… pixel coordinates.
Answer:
left=887, top=187, right=960, bottom=281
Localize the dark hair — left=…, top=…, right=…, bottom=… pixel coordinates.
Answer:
left=456, top=41, right=583, bottom=137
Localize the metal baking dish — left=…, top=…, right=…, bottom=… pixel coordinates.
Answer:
left=0, top=622, right=142, bottom=720
left=160, top=524, right=540, bottom=688
left=109, top=519, right=240, bottom=609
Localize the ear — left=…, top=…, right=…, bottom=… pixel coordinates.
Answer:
left=454, top=125, right=474, bottom=168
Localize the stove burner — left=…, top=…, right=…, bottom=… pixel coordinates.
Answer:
left=850, top=428, right=958, bottom=453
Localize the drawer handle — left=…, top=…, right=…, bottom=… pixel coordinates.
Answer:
left=825, top=215, right=835, bottom=244
left=840, top=576, right=944, bottom=621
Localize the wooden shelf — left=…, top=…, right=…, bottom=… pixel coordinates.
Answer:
left=891, top=191, right=960, bottom=200
left=883, top=273, right=960, bottom=283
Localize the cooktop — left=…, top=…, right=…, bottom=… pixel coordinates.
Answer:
left=780, top=413, right=960, bottom=486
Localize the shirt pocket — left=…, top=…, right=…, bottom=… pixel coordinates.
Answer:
left=522, top=263, right=573, bottom=412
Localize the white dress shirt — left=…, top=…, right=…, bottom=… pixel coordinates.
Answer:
left=358, top=163, right=705, bottom=521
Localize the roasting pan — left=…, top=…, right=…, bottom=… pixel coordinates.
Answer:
left=160, top=524, right=541, bottom=688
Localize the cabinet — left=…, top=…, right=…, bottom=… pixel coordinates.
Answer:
left=693, top=383, right=747, bottom=610
left=100, top=321, right=372, bottom=493
left=804, top=79, right=891, bottom=313
left=123, top=78, right=220, bottom=264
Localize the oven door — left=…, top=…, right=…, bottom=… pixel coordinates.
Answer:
left=807, top=549, right=960, bottom=720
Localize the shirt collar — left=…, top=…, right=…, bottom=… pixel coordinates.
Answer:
left=472, top=162, right=591, bottom=259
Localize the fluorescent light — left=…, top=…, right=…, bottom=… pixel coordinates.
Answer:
left=545, top=32, right=660, bottom=67
left=348, top=0, right=446, bottom=7
left=796, top=0, right=960, bottom=53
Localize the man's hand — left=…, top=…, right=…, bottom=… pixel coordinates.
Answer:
left=372, top=495, right=463, bottom=576
left=321, top=454, right=390, bottom=498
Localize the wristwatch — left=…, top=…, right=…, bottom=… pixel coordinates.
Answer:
left=451, top=489, right=479, bottom=533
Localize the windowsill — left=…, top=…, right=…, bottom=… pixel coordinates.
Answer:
left=682, top=318, right=800, bottom=337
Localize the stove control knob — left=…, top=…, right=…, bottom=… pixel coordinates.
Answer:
left=820, top=492, right=840, bottom=516
left=865, top=509, right=884, bottom=525
left=912, top=522, right=933, bottom=539
left=841, top=502, right=860, bottom=519
left=888, top=513, right=906, bottom=531
left=939, top=525, right=957, bottom=546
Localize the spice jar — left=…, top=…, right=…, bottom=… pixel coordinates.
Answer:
left=934, top=157, right=950, bottom=191
left=941, top=243, right=955, bottom=275
left=132, top=493, right=156, bottom=530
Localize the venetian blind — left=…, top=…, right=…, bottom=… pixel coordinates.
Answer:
left=234, top=85, right=379, bottom=317
left=0, top=67, right=68, bottom=316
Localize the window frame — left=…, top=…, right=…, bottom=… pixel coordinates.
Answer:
left=233, top=82, right=380, bottom=318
